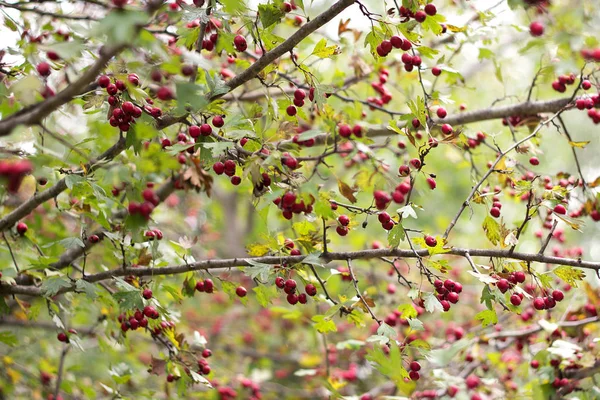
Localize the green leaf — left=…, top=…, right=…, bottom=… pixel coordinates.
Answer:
left=376, top=322, right=397, bottom=340
left=257, top=4, right=284, bottom=28
left=41, top=277, right=72, bottom=297
left=482, top=215, right=501, bottom=246
left=366, top=342, right=414, bottom=395
left=243, top=260, right=272, bottom=282
left=254, top=285, right=278, bottom=307
left=94, top=10, right=148, bottom=45
left=427, top=339, right=473, bottom=367
left=312, top=315, right=337, bottom=334
left=76, top=280, right=99, bottom=300
left=387, top=222, right=405, bottom=247
left=0, top=331, right=18, bottom=346
left=408, top=318, right=424, bottom=331
left=397, top=303, right=418, bottom=319
left=475, top=309, right=498, bottom=327
left=113, top=291, right=143, bottom=311
left=553, top=266, right=585, bottom=288
left=423, top=292, right=442, bottom=313
left=65, top=175, right=84, bottom=189
left=311, top=38, right=339, bottom=58
left=175, top=83, right=209, bottom=112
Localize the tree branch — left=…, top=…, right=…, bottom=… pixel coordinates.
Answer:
left=2, top=246, right=599, bottom=297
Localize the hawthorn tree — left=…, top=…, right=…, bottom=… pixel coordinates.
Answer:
left=1, top=0, right=600, bottom=398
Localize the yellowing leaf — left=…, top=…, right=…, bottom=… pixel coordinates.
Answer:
left=246, top=243, right=271, bottom=256
left=568, top=140, right=590, bottom=148
left=553, top=266, right=585, bottom=288
left=338, top=180, right=357, bottom=203
left=475, top=309, right=498, bottom=327
left=311, top=38, right=340, bottom=58
left=445, top=24, right=467, bottom=33
left=482, top=216, right=501, bottom=246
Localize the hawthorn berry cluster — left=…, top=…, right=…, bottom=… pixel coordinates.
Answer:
left=397, top=3, right=439, bottom=24
left=433, top=278, right=463, bottom=312
left=369, top=68, right=394, bottom=107
left=286, top=87, right=320, bottom=116
left=0, top=159, right=33, bottom=193
left=128, top=186, right=161, bottom=220
left=550, top=72, right=576, bottom=93
left=195, top=278, right=215, bottom=293
left=274, top=277, right=317, bottom=305
left=272, top=192, right=314, bottom=220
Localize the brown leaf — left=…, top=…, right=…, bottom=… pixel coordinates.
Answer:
left=353, top=295, right=376, bottom=313
left=137, top=248, right=152, bottom=266
left=338, top=18, right=351, bottom=35
left=338, top=180, right=357, bottom=203
left=589, top=177, right=600, bottom=188
left=182, top=164, right=213, bottom=196
left=149, top=356, right=166, bottom=376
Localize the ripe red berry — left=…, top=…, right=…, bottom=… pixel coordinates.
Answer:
left=127, top=73, right=139, bottom=86
left=533, top=297, right=546, bottom=310
left=89, top=234, right=100, bottom=243
left=98, top=75, right=110, bottom=88
left=286, top=105, right=297, bottom=116
left=497, top=279, right=510, bottom=293
left=203, top=279, right=214, bottom=293
left=336, top=226, right=349, bottom=236
left=16, top=222, right=28, bottom=235
left=213, top=162, right=225, bottom=175
left=409, top=370, right=420, bottom=380
left=490, top=207, right=501, bottom=218
left=390, top=35, right=403, bottom=48
left=427, top=177, right=436, bottom=190
left=143, top=288, right=153, bottom=299
left=447, top=292, right=459, bottom=304
left=552, top=289, right=564, bottom=302
left=233, top=35, right=247, bottom=52
left=424, top=3, right=437, bottom=16
left=432, top=66, right=442, bottom=76
left=441, top=124, right=453, bottom=135
left=530, top=21, right=544, bottom=37
left=436, top=107, right=447, bottom=119
left=57, top=332, right=68, bottom=343
left=212, top=115, right=224, bottom=127
left=236, top=286, right=247, bottom=297
left=157, top=86, right=174, bottom=101
left=582, top=80, right=592, bottom=90
left=424, top=235, right=437, bottom=247
left=189, top=125, right=201, bottom=138
left=305, top=284, right=317, bottom=296
left=414, top=10, right=427, bottom=23
left=338, top=124, right=352, bottom=138
left=530, top=360, right=540, bottom=369
left=231, top=176, right=241, bottom=185
left=514, top=271, right=526, bottom=283
left=36, top=62, right=51, bottom=77
left=529, top=157, right=539, bottom=165
left=275, top=277, right=285, bottom=288
left=510, top=294, right=522, bottom=306
left=287, top=293, right=298, bottom=305
left=338, top=215, right=350, bottom=226
left=553, top=204, right=566, bottom=215
left=409, top=361, right=421, bottom=371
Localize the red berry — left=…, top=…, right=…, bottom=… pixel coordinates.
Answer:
left=552, top=289, right=564, bottom=302
left=424, top=4, right=437, bottom=16
left=414, top=10, right=427, bottom=23
left=57, top=332, right=68, bottom=342
left=441, top=124, right=453, bottom=135
left=305, top=284, right=317, bottom=296
left=529, top=157, right=539, bottom=165
left=425, top=235, right=437, bottom=247
left=236, top=286, right=247, bottom=297
left=286, top=105, right=297, bottom=116
left=514, top=271, right=526, bottom=283
left=338, top=124, right=352, bottom=138
left=390, top=35, right=404, bottom=48
left=157, top=86, right=174, bottom=101
left=530, top=360, right=539, bottom=369
left=582, top=80, right=592, bottom=90
left=530, top=21, right=544, bottom=37
left=553, top=204, right=566, bottom=215
left=533, top=297, right=546, bottom=310
left=436, top=107, right=447, bottom=119
left=432, top=66, right=442, bottom=76
left=490, top=207, right=501, bottom=218
left=16, top=222, right=28, bottom=235
left=510, top=294, right=522, bottom=306
left=212, top=115, right=224, bottom=127
left=98, top=75, right=110, bottom=88
left=409, top=361, right=421, bottom=371
left=336, top=226, right=349, bottom=236
left=233, top=35, right=247, bottom=52
left=231, top=176, right=241, bottom=185
left=143, top=288, right=153, bottom=299
left=409, top=370, right=420, bottom=380
left=497, top=279, right=510, bottom=293
left=338, top=215, right=350, bottom=226
left=36, top=62, right=51, bottom=77
left=189, top=125, right=201, bottom=138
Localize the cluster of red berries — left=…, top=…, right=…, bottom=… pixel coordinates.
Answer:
left=398, top=3, right=438, bottom=23
left=581, top=48, right=600, bottom=62
left=145, top=228, right=164, bottom=240
left=286, top=87, right=319, bottom=116
left=118, top=304, right=159, bottom=333
left=337, top=123, right=363, bottom=139
left=377, top=212, right=396, bottom=231
left=281, top=152, right=300, bottom=170
left=195, top=279, right=215, bottom=293
left=494, top=271, right=527, bottom=305
left=273, top=192, right=314, bottom=220
left=408, top=360, right=421, bottom=381
left=128, top=187, right=161, bottom=220
left=275, top=277, right=316, bottom=305
left=0, top=159, right=33, bottom=193
left=369, top=68, right=394, bottom=106
left=434, top=279, right=463, bottom=312
left=464, top=131, right=486, bottom=149
left=336, top=214, right=350, bottom=236
left=284, top=239, right=302, bottom=256
left=212, top=159, right=249, bottom=186
left=551, top=73, right=576, bottom=93
left=196, top=349, right=213, bottom=375
left=489, top=199, right=503, bottom=219
left=532, top=288, right=564, bottom=310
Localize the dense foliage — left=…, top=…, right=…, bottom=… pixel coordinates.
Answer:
left=1, top=0, right=600, bottom=399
